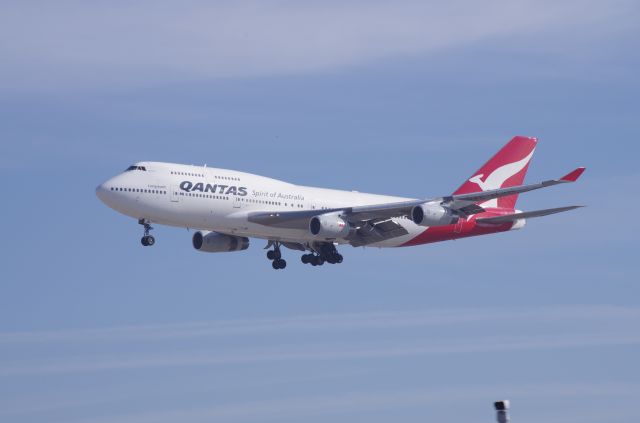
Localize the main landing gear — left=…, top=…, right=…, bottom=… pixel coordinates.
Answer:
left=265, top=241, right=343, bottom=269
left=266, top=242, right=287, bottom=270
left=301, top=243, right=343, bottom=267
left=139, top=218, right=155, bottom=246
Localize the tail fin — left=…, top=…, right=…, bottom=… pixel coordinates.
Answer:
left=453, top=136, right=537, bottom=209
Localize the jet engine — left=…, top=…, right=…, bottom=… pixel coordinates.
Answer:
left=309, top=213, right=350, bottom=239
left=192, top=231, right=249, bottom=253
left=411, top=203, right=458, bottom=227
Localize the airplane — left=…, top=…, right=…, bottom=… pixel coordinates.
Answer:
left=96, top=136, right=585, bottom=270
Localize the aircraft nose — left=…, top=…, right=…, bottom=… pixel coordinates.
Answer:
left=95, top=182, right=109, bottom=203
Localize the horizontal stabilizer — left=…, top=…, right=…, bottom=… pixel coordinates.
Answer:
left=476, top=205, right=584, bottom=224
left=446, top=167, right=586, bottom=206
left=560, top=167, right=586, bottom=182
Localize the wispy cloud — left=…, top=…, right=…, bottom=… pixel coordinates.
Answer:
left=2, top=328, right=639, bottom=376
left=0, top=0, right=635, bottom=90
left=1, top=305, right=637, bottom=344
left=2, top=306, right=638, bottom=421
left=49, top=382, right=640, bottom=423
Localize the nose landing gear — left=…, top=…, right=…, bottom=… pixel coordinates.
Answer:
left=139, top=219, right=155, bottom=246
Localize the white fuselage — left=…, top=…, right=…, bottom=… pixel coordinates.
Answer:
left=96, top=161, right=425, bottom=247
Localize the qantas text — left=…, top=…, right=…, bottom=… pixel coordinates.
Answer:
left=180, top=181, right=248, bottom=196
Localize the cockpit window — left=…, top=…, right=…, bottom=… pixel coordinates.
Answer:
left=125, top=165, right=147, bottom=171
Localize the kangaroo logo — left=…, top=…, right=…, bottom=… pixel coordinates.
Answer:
left=468, top=149, right=535, bottom=208
left=468, top=174, right=491, bottom=191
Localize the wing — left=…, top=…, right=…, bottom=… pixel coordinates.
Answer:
left=247, top=167, right=585, bottom=246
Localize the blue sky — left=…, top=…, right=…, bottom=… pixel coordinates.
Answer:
left=0, top=1, right=639, bottom=422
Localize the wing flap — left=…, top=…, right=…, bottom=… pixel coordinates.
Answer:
left=347, top=219, right=409, bottom=247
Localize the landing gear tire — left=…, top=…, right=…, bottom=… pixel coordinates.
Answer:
left=267, top=248, right=281, bottom=261
left=272, top=259, right=287, bottom=270
left=141, top=235, right=155, bottom=246
left=327, top=253, right=342, bottom=264
left=309, top=255, right=324, bottom=266
left=139, top=219, right=155, bottom=247
left=309, top=243, right=343, bottom=265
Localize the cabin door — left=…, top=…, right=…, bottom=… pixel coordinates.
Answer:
left=170, top=186, right=180, bottom=202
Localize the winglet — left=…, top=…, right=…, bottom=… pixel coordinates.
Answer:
left=560, top=167, right=586, bottom=182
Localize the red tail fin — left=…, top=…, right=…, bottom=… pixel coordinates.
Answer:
left=453, top=136, right=537, bottom=209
